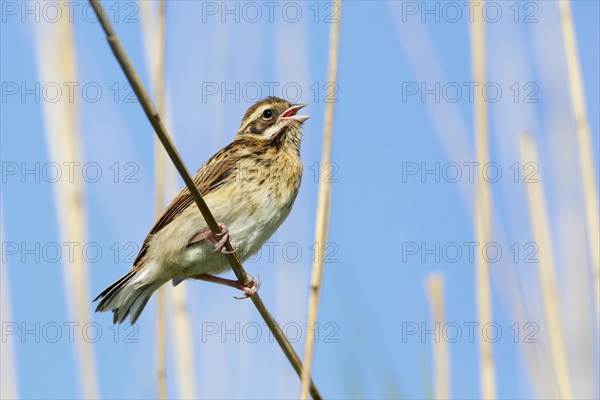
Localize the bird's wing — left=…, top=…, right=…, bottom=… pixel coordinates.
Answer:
left=133, top=142, right=242, bottom=269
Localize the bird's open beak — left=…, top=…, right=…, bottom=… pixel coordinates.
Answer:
left=278, top=104, right=309, bottom=124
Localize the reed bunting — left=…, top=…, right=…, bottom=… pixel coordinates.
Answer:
left=94, top=97, right=309, bottom=324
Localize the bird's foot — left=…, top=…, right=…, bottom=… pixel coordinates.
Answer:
left=233, top=274, right=261, bottom=300
left=211, top=223, right=234, bottom=254
left=188, top=222, right=234, bottom=254
left=190, top=273, right=260, bottom=299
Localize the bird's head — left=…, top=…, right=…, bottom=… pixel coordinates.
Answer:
left=236, top=97, right=308, bottom=150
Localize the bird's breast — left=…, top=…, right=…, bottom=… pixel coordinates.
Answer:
left=217, top=153, right=302, bottom=260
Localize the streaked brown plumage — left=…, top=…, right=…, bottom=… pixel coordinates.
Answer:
left=94, top=97, right=309, bottom=324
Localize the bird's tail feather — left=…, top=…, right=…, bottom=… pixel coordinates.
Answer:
left=94, top=270, right=162, bottom=324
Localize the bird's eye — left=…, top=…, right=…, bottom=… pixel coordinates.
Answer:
left=262, top=109, right=273, bottom=120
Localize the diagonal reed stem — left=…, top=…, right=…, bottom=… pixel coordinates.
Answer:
left=299, top=0, right=340, bottom=398
left=88, top=1, right=321, bottom=398
left=519, top=133, right=573, bottom=399
left=558, top=0, right=600, bottom=329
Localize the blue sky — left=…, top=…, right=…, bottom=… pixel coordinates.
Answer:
left=1, top=1, right=599, bottom=399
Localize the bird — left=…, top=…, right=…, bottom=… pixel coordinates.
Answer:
left=94, top=96, right=309, bottom=324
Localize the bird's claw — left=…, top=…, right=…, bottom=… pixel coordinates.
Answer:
left=211, top=223, right=233, bottom=253
left=234, top=274, right=261, bottom=300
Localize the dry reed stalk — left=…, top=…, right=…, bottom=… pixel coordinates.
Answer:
left=139, top=1, right=198, bottom=397
left=140, top=1, right=200, bottom=397
left=425, top=274, right=450, bottom=400
left=496, top=253, right=552, bottom=398
left=469, top=2, right=496, bottom=398
left=169, top=285, right=197, bottom=398
left=558, top=0, right=600, bottom=327
left=163, top=108, right=198, bottom=400
left=35, top=10, right=99, bottom=398
left=299, top=0, right=341, bottom=398
left=0, top=215, right=18, bottom=400
left=518, top=133, right=573, bottom=398
left=156, top=272, right=167, bottom=397
left=88, top=1, right=321, bottom=397
left=148, top=1, right=168, bottom=398
left=0, top=279, right=18, bottom=399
